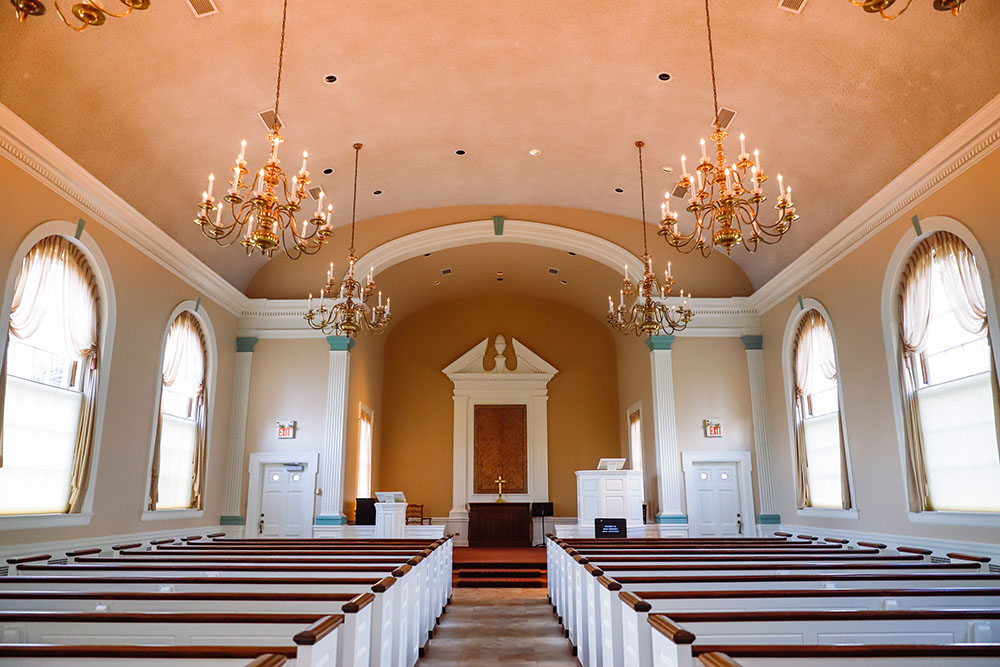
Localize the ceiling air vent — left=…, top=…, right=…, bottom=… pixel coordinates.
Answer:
left=308, top=186, right=324, bottom=201
left=547, top=267, right=559, bottom=275
left=258, top=108, right=283, bottom=131
left=777, top=0, right=808, bottom=13
left=185, top=0, right=218, bottom=18
left=715, top=107, right=737, bottom=130
left=670, top=183, right=689, bottom=199
left=441, top=268, right=453, bottom=276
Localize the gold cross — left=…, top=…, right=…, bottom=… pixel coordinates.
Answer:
left=494, top=475, right=506, bottom=503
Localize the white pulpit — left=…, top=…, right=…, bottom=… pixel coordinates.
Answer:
left=374, top=502, right=407, bottom=539
left=574, top=469, right=644, bottom=529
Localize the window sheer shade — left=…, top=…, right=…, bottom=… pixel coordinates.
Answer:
left=357, top=409, right=373, bottom=499
left=628, top=409, right=643, bottom=472
left=0, top=235, right=100, bottom=515
left=898, top=231, right=1000, bottom=512
left=791, top=309, right=851, bottom=510
left=148, top=311, right=207, bottom=511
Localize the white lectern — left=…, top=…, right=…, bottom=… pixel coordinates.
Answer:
left=374, top=491, right=407, bottom=539
left=574, top=469, right=644, bottom=529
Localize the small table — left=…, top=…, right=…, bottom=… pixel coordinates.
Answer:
left=467, top=502, right=532, bottom=547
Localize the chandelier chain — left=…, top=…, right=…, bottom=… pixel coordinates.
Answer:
left=272, top=0, right=290, bottom=130
left=704, top=0, right=720, bottom=129
left=350, top=143, right=361, bottom=254
left=637, top=141, right=649, bottom=255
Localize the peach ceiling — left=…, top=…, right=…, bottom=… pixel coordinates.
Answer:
left=2, top=1, right=998, bottom=292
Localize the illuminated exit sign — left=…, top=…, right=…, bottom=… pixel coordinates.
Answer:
left=276, top=420, right=296, bottom=439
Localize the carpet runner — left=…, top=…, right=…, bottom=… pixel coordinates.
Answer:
left=453, top=547, right=547, bottom=588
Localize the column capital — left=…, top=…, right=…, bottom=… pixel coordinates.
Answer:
left=646, top=335, right=676, bottom=351
left=741, top=334, right=764, bottom=350
left=236, top=336, right=259, bottom=352
left=326, top=336, right=355, bottom=352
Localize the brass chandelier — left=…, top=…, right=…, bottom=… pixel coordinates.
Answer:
left=658, top=0, right=797, bottom=258
left=848, top=0, right=966, bottom=20
left=10, top=0, right=149, bottom=31
left=305, top=144, right=391, bottom=338
left=194, top=0, right=332, bottom=260
left=608, top=141, right=693, bottom=338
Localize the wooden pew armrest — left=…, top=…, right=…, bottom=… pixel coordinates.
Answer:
left=293, top=614, right=345, bottom=645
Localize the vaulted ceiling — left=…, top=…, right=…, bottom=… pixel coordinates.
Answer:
left=2, top=1, right=998, bottom=292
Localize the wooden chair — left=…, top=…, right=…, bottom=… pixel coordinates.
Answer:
left=406, top=504, right=431, bottom=525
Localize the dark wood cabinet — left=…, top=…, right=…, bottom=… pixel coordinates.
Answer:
left=467, top=502, right=532, bottom=547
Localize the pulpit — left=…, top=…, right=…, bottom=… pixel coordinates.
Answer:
left=467, top=502, right=532, bottom=547
left=575, top=469, right=644, bottom=532
left=374, top=492, right=408, bottom=538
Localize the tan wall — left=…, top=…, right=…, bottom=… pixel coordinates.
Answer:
left=0, top=156, right=238, bottom=546
left=378, top=294, right=621, bottom=517
left=614, top=336, right=658, bottom=515
left=759, top=149, right=1000, bottom=543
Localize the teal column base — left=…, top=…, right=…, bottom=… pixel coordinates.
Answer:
left=219, top=515, right=244, bottom=526
left=756, top=514, right=781, bottom=525
left=656, top=514, right=688, bottom=524
left=315, top=515, right=348, bottom=526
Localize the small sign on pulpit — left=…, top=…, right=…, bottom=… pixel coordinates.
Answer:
left=276, top=420, right=296, bottom=439
left=703, top=418, right=723, bottom=438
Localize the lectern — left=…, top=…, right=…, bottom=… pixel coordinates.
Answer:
left=575, top=469, right=644, bottom=532
left=374, top=491, right=407, bottom=539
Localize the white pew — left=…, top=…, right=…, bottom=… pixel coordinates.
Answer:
left=694, top=646, right=1000, bottom=667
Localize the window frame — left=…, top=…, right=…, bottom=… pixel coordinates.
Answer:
left=356, top=403, right=374, bottom=500
left=881, top=216, right=1000, bottom=527
left=781, top=298, right=859, bottom=520
left=141, top=300, right=217, bottom=521
left=0, top=221, right=116, bottom=531
left=626, top=402, right=643, bottom=473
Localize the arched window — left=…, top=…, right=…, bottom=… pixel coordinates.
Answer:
left=147, top=310, right=209, bottom=511
left=895, top=231, right=1000, bottom=513
left=787, top=306, right=853, bottom=511
left=0, top=235, right=101, bottom=516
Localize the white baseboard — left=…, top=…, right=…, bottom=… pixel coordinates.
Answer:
left=766, top=522, right=1000, bottom=567
left=0, top=524, right=240, bottom=568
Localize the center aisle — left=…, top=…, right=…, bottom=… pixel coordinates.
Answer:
left=418, top=587, right=579, bottom=666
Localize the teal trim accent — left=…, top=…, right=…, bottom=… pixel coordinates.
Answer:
left=236, top=337, right=259, bottom=353
left=646, top=335, right=675, bottom=351
left=756, top=514, right=781, bottom=525
left=326, top=336, right=355, bottom=352
left=315, top=515, right=347, bottom=526
left=493, top=216, right=505, bottom=236
left=194, top=296, right=201, bottom=313
left=911, top=214, right=922, bottom=236
left=219, top=515, right=244, bottom=526
left=741, top=335, right=763, bottom=351
left=74, top=218, right=86, bottom=240
left=656, top=514, right=688, bottom=524
left=797, top=294, right=805, bottom=311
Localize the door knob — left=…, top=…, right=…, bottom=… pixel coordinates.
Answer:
left=258, top=513, right=264, bottom=534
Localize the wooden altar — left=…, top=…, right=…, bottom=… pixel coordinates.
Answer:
left=467, top=502, right=532, bottom=547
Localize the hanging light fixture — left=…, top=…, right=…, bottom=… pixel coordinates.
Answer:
left=194, top=0, right=332, bottom=260
left=10, top=0, right=150, bottom=31
left=304, top=144, right=391, bottom=338
left=848, top=0, right=966, bottom=20
left=608, top=141, right=694, bottom=338
left=658, top=0, right=797, bottom=257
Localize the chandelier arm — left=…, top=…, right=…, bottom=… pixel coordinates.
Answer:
left=52, top=2, right=89, bottom=31
left=86, top=1, right=137, bottom=18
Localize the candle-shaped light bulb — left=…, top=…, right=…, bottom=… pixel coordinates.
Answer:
left=378, top=290, right=382, bottom=307
left=300, top=150, right=308, bottom=175
left=207, top=173, right=215, bottom=201
left=680, top=154, right=688, bottom=176
left=661, top=201, right=667, bottom=220
left=254, top=169, right=265, bottom=196
left=215, top=198, right=224, bottom=226
left=386, top=297, right=390, bottom=314
left=202, top=190, right=209, bottom=204
left=724, top=167, right=732, bottom=193
left=697, top=169, right=705, bottom=192
left=786, top=186, right=792, bottom=200
left=620, top=289, right=624, bottom=307
left=739, top=133, right=746, bottom=156
left=777, top=173, right=784, bottom=198
left=700, top=138, right=707, bottom=162
left=231, top=164, right=241, bottom=194
left=667, top=260, right=672, bottom=278
left=754, top=148, right=761, bottom=173
left=238, top=139, right=247, bottom=163
left=291, top=175, right=298, bottom=195
left=608, top=295, right=614, bottom=313
left=320, top=288, right=325, bottom=300
left=315, top=192, right=324, bottom=217
left=326, top=203, right=333, bottom=221
left=751, top=165, right=759, bottom=192
left=624, top=264, right=629, bottom=281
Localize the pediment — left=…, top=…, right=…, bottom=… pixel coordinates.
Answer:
left=442, top=334, right=558, bottom=383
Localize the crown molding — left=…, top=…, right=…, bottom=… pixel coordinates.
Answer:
left=749, top=93, right=1000, bottom=315
left=0, top=103, right=249, bottom=316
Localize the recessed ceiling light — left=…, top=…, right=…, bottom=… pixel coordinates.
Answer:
left=496, top=277, right=504, bottom=282
left=455, top=149, right=466, bottom=156
left=661, top=166, right=673, bottom=173
left=424, top=252, right=432, bottom=257
left=324, top=74, right=337, bottom=84
left=560, top=280, right=568, bottom=285
left=658, top=72, right=671, bottom=82
left=568, top=251, right=576, bottom=256
left=496, top=271, right=504, bottom=276
left=373, top=190, right=382, bottom=196
left=614, top=187, right=624, bottom=193
left=528, top=148, right=541, bottom=157
left=322, top=167, right=334, bottom=175
left=433, top=280, right=441, bottom=286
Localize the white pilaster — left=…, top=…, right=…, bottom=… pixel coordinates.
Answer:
left=221, top=337, right=256, bottom=526
left=648, top=336, right=685, bottom=522
left=743, top=336, right=778, bottom=518
left=317, top=336, right=353, bottom=526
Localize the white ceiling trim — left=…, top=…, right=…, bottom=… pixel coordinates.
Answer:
left=0, top=103, right=249, bottom=316
left=750, top=92, right=1000, bottom=315
left=352, top=219, right=648, bottom=280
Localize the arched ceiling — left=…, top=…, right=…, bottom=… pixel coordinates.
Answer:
left=3, top=1, right=998, bottom=290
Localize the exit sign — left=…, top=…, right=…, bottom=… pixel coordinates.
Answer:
left=276, top=420, right=296, bottom=439
left=703, top=419, right=723, bottom=438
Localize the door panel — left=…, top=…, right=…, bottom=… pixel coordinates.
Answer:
left=257, top=463, right=313, bottom=537
left=691, top=462, right=743, bottom=537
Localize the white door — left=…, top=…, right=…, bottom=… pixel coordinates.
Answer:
left=691, top=462, right=743, bottom=537
left=257, top=463, right=313, bottom=537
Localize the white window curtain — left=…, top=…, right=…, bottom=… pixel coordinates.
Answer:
left=899, top=231, right=1000, bottom=512
left=791, top=309, right=851, bottom=510
left=148, top=311, right=207, bottom=511
left=0, top=236, right=99, bottom=515
left=357, top=408, right=373, bottom=499
left=628, top=409, right=643, bottom=472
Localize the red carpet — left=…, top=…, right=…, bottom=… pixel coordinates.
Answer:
left=453, top=547, right=546, bottom=564
left=453, top=547, right=547, bottom=588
